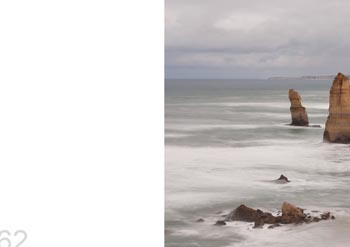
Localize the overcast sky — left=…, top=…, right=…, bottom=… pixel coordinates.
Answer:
left=165, top=0, right=350, bottom=78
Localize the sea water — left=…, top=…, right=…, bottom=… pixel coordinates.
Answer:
left=165, top=79, right=350, bottom=247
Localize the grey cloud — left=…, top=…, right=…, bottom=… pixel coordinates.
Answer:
left=165, top=0, right=350, bottom=78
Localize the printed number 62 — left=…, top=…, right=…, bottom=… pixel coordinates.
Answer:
left=0, top=230, right=27, bottom=247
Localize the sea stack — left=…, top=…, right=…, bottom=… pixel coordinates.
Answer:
left=324, top=72, right=350, bottom=143
left=289, top=89, right=309, bottom=126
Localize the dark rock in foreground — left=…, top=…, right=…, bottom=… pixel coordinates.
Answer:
left=225, top=204, right=261, bottom=222
left=222, top=202, right=334, bottom=229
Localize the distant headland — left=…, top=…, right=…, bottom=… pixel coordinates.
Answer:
left=267, top=75, right=348, bottom=80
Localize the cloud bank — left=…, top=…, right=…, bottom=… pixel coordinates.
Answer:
left=165, top=0, right=350, bottom=78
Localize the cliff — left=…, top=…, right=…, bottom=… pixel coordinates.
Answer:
left=324, top=72, right=350, bottom=143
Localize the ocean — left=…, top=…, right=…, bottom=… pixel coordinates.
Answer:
left=165, top=79, right=350, bottom=247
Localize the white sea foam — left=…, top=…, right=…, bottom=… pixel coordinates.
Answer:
left=165, top=133, right=192, bottom=138
left=171, top=229, right=200, bottom=236
left=166, top=144, right=344, bottom=208
left=165, top=123, right=291, bottom=132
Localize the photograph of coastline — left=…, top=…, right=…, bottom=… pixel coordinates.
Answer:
left=165, top=1, right=350, bottom=246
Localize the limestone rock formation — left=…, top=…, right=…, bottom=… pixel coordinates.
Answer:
left=289, top=89, right=309, bottom=126
left=324, top=72, right=350, bottom=143
left=279, top=202, right=305, bottom=223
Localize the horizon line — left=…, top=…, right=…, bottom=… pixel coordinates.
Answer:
left=165, top=75, right=341, bottom=80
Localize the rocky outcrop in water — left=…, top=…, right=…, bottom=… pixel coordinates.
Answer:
left=220, top=202, right=333, bottom=228
left=279, top=202, right=305, bottom=223
left=214, top=220, right=226, bottom=226
left=276, top=174, right=290, bottom=183
left=289, top=89, right=309, bottom=126
left=225, top=204, right=260, bottom=222
left=224, top=204, right=277, bottom=228
left=324, top=72, right=350, bottom=143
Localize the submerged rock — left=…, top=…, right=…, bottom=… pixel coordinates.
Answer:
left=289, top=89, right=309, bottom=126
left=276, top=174, right=290, bottom=183
left=312, top=217, right=320, bottom=222
left=324, top=72, right=350, bottom=143
left=321, top=212, right=331, bottom=220
left=196, top=218, right=205, bottom=223
left=214, top=220, right=226, bottom=226
left=267, top=223, right=281, bottom=229
left=253, top=217, right=264, bottom=228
